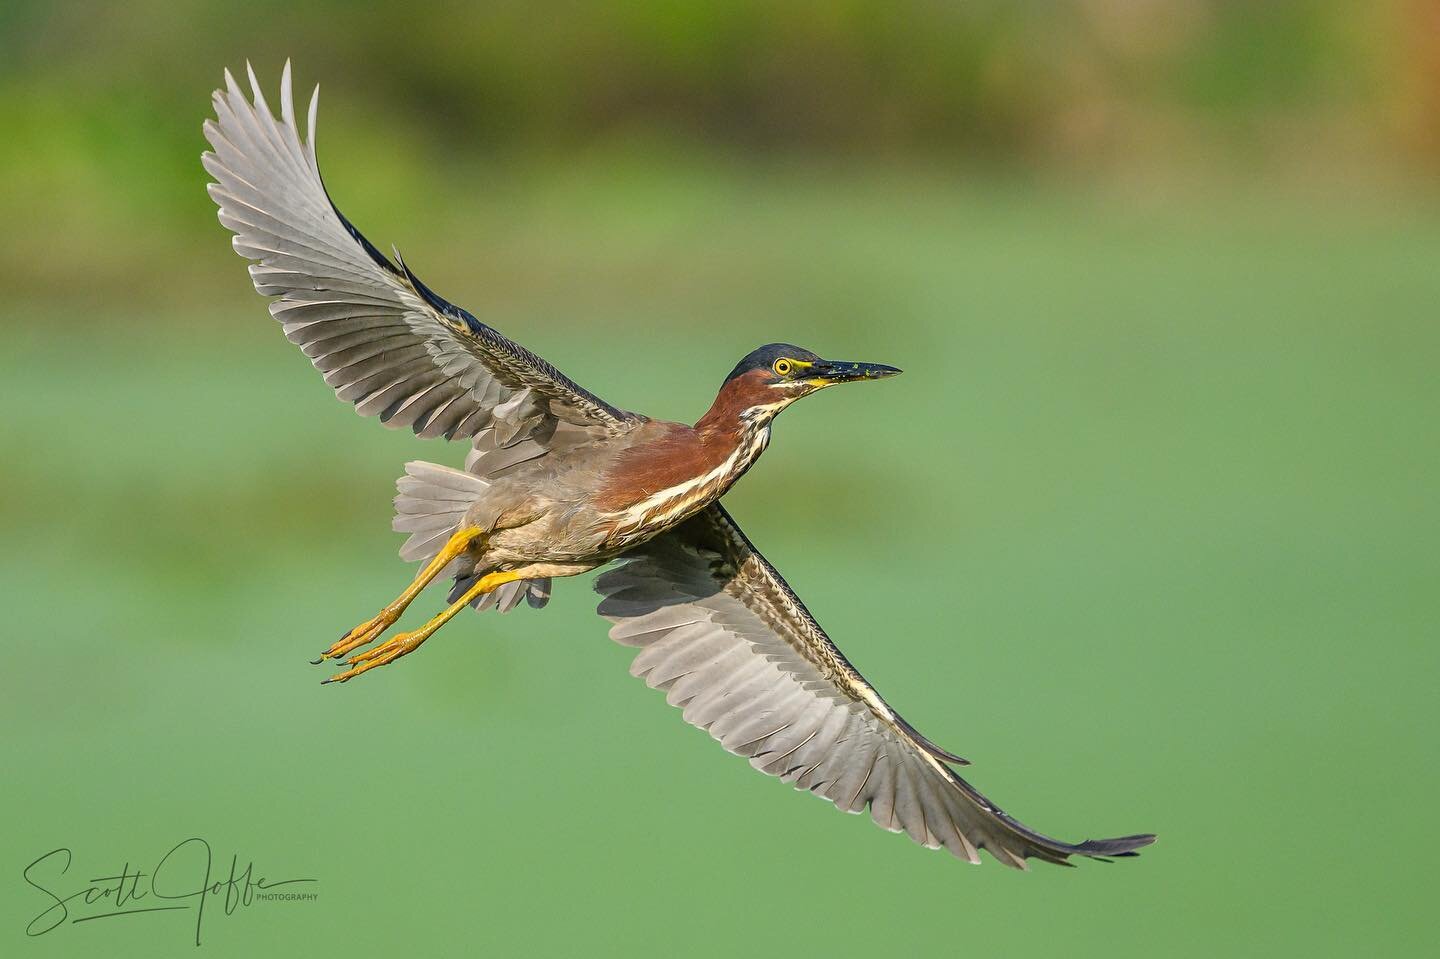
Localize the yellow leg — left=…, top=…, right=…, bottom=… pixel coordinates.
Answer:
left=316, top=525, right=486, bottom=663
left=322, top=570, right=524, bottom=684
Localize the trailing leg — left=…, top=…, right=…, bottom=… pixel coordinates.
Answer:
left=322, top=570, right=525, bottom=684
left=316, top=525, right=486, bottom=663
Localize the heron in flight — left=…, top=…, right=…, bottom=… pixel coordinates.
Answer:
left=203, top=63, right=1154, bottom=869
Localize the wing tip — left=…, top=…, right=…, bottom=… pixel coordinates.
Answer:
left=1072, top=832, right=1157, bottom=859
left=987, top=832, right=1154, bottom=870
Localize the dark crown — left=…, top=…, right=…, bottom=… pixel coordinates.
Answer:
left=724, top=343, right=821, bottom=383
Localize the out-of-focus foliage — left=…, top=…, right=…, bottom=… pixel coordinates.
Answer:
left=0, top=1, right=1436, bottom=307
left=0, top=0, right=1422, bottom=155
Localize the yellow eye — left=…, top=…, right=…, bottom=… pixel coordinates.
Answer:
left=773, top=358, right=793, bottom=376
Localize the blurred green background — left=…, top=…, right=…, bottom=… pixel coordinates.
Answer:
left=4, top=1, right=1438, bottom=956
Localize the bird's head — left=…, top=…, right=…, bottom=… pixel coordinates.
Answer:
left=715, top=343, right=901, bottom=424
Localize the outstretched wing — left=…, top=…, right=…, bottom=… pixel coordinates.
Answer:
left=595, top=504, right=1154, bottom=868
left=203, top=62, right=636, bottom=458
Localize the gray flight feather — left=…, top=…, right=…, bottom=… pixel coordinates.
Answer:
left=596, top=503, right=1156, bottom=868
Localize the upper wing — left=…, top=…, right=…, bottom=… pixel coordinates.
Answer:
left=202, top=62, right=636, bottom=457
left=595, top=504, right=1155, bottom=868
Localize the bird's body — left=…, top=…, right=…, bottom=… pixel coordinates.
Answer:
left=203, top=62, right=1155, bottom=869
left=471, top=383, right=775, bottom=566
left=399, top=366, right=791, bottom=591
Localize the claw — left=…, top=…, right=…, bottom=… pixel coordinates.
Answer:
left=318, top=611, right=397, bottom=662
left=324, top=631, right=421, bottom=684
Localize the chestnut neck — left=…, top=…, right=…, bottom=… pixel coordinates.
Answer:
left=693, top=370, right=783, bottom=440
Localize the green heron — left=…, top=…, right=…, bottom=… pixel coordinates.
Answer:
left=203, top=63, right=1154, bottom=869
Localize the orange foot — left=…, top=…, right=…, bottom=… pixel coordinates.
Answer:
left=313, top=610, right=399, bottom=664
left=323, top=629, right=428, bottom=684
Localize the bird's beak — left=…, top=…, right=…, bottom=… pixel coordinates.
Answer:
left=806, top=360, right=903, bottom=387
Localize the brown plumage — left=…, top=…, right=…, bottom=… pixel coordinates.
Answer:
left=594, top=370, right=776, bottom=512
left=204, top=61, right=1155, bottom=870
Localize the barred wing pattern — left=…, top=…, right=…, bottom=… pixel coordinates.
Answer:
left=204, top=63, right=638, bottom=607
left=596, top=504, right=1154, bottom=868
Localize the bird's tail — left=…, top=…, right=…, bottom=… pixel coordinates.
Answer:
left=392, top=461, right=550, bottom=613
